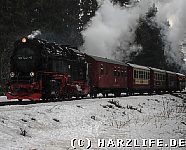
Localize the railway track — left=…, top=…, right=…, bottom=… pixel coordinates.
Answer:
left=0, top=97, right=84, bottom=106
left=0, top=100, right=40, bottom=106
left=0, top=92, right=185, bottom=107
left=170, top=92, right=186, bottom=101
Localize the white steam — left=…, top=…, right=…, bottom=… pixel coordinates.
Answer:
left=28, top=30, right=41, bottom=39
left=82, top=0, right=149, bottom=61
left=82, top=0, right=186, bottom=67
left=156, top=0, right=186, bottom=66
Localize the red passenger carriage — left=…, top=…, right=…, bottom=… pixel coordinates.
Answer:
left=85, top=55, right=128, bottom=97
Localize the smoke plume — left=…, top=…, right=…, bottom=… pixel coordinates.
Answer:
left=82, top=0, right=149, bottom=60
left=155, top=0, right=186, bottom=67
left=82, top=0, right=186, bottom=68
left=28, top=30, right=41, bottom=39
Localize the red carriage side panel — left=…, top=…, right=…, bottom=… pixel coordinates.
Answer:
left=127, top=66, right=133, bottom=89
left=96, top=62, right=127, bottom=89
left=85, top=55, right=127, bottom=95
left=85, top=56, right=99, bottom=88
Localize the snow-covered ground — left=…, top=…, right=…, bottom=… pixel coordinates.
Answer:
left=0, top=94, right=185, bottom=150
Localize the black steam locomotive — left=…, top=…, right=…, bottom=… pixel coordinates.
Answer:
left=7, top=37, right=90, bottom=101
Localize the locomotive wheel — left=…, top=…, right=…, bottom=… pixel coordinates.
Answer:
left=102, top=93, right=106, bottom=98
left=102, top=93, right=109, bottom=98
left=106, top=93, right=109, bottom=97
left=66, top=93, right=72, bottom=101
left=148, top=92, right=152, bottom=95
left=139, top=92, right=144, bottom=95
left=18, top=99, right=22, bottom=102
left=76, top=94, right=81, bottom=100
left=114, top=92, right=121, bottom=97
left=81, top=94, right=87, bottom=99
left=90, top=92, right=97, bottom=98
left=127, top=92, right=133, bottom=96
left=94, top=93, right=97, bottom=98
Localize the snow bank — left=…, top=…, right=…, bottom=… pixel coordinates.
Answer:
left=0, top=94, right=185, bottom=149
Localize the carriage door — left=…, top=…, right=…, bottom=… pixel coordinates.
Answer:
left=113, top=67, right=118, bottom=85
left=87, top=63, right=91, bottom=85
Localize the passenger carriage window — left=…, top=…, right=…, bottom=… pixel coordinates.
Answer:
left=163, top=75, right=165, bottom=80
left=143, top=71, right=145, bottom=79
left=156, top=74, right=158, bottom=80
left=140, top=71, right=144, bottom=79
left=101, top=64, right=104, bottom=75
left=157, top=73, right=158, bottom=80
left=118, top=67, right=120, bottom=77
left=148, top=72, right=150, bottom=79
left=134, top=70, right=136, bottom=78
left=158, top=74, right=160, bottom=80
left=145, top=71, right=147, bottom=80
left=160, top=74, right=161, bottom=80
left=113, top=67, right=117, bottom=76
left=159, top=74, right=161, bottom=80
left=137, top=70, right=139, bottom=79
left=140, top=71, right=142, bottom=79
left=148, top=72, right=149, bottom=79
left=124, top=70, right=127, bottom=77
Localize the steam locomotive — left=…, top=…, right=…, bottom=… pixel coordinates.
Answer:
left=6, top=37, right=90, bottom=101
left=6, top=37, right=185, bottom=101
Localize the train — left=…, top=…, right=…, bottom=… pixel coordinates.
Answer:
left=6, top=37, right=186, bottom=101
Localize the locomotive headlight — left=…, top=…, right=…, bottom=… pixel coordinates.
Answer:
left=21, top=38, right=27, bottom=43
left=30, top=72, right=35, bottom=77
left=10, top=72, right=15, bottom=78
